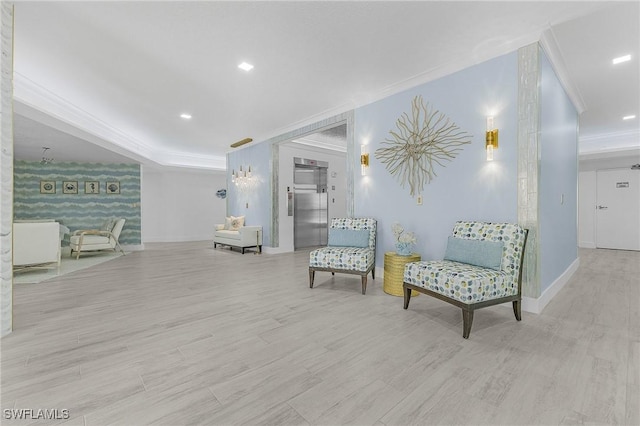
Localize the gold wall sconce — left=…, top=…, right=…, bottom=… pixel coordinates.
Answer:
left=360, top=145, right=370, bottom=176
left=485, top=116, right=499, bottom=161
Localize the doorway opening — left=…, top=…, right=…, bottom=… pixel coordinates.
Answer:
left=269, top=112, right=353, bottom=251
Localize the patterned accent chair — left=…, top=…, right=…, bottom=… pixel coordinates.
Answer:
left=309, top=218, right=377, bottom=295
left=403, top=221, right=528, bottom=338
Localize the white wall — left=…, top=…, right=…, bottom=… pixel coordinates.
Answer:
left=277, top=143, right=347, bottom=252
left=226, top=141, right=272, bottom=244
left=142, top=167, right=227, bottom=242
left=578, top=170, right=597, bottom=248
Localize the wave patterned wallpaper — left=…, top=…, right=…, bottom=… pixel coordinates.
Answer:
left=13, top=161, right=141, bottom=246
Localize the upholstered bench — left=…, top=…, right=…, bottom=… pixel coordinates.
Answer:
left=309, top=217, right=377, bottom=294
left=403, top=221, right=528, bottom=338
left=213, top=216, right=262, bottom=254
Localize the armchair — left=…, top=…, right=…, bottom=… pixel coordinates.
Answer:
left=13, top=221, right=62, bottom=271
left=403, top=221, right=528, bottom=338
left=309, top=217, right=377, bottom=294
left=69, top=218, right=126, bottom=259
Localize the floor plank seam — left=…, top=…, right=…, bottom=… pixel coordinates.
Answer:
left=2, top=244, right=637, bottom=425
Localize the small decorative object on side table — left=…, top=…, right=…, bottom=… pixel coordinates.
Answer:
left=391, top=222, right=416, bottom=255
left=383, top=251, right=420, bottom=297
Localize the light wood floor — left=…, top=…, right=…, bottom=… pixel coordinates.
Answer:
left=1, top=243, right=638, bottom=425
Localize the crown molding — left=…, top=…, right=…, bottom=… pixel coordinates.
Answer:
left=289, top=137, right=347, bottom=153
left=254, top=34, right=544, bottom=146
left=257, top=101, right=355, bottom=146
left=579, top=129, right=640, bottom=156
left=13, top=71, right=162, bottom=161
left=14, top=72, right=226, bottom=170
left=579, top=128, right=640, bottom=143
left=539, top=28, right=586, bottom=114
left=155, top=150, right=226, bottom=170
left=579, top=146, right=640, bottom=161
left=14, top=72, right=158, bottom=159
left=354, top=31, right=545, bottom=110
left=13, top=26, right=607, bottom=171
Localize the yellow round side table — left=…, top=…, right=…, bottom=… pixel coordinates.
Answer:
left=383, top=251, right=421, bottom=296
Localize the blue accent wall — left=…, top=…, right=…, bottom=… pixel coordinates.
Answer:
left=223, top=45, right=579, bottom=303
left=539, top=49, right=579, bottom=292
left=227, top=142, right=272, bottom=246
left=354, top=52, right=519, bottom=266
left=14, top=161, right=141, bottom=246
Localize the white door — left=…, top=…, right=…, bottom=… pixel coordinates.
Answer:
left=596, top=168, right=640, bottom=250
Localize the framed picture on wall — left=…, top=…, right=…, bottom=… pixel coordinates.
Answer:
left=63, top=181, right=78, bottom=194
left=40, top=180, right=56, bottom=194
left=106, top=181, right=120, bottom=194
left=85, top=181, right=100, bottom=194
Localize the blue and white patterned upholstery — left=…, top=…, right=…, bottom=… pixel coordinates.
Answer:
left=309, top=218, right=377, bottom=294
left=309, top=218, right=376, bottom=273
left=403, top=221, right=527, bottom=305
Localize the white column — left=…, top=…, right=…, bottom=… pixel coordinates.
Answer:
left=517, top=43, right=541, bottom=299
left=0, top=1, right=14, bottom=337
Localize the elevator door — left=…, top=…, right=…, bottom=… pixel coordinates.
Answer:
left=294, top=158, right=328, bottom=249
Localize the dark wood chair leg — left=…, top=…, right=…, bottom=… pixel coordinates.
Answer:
left=371, top=267, right=375, bottom=280
left=403, top=284, right=412, bottom=309
left=361, top=275, right=367, bottom=295
left=331, top=272, right=335, bottom=276
left=309, top=269, right=315, bottom=288
left=462, top=309, right=474, bottom=339
left=513, top=300, right=522, bottom=321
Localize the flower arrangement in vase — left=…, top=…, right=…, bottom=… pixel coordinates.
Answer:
left=392, top=223, right=417, bottom=256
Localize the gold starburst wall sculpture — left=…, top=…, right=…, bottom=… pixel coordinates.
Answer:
left=374, top=95, right=472, bottom=197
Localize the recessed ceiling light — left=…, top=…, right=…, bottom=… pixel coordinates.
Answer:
left=238, top=62, right=254, bottom=71
left=613, top=54, right=631, bottom=65
left=180, top=113, right=192, bottom=120
left=623, top=115, right=636, bottom=120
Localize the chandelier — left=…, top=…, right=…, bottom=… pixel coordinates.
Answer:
left=40, top=147, right=54, bottom=164
left=231, top=165, right=255, bottom=191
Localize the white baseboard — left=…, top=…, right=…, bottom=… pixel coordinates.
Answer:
left=579, top=240, right=596, bottom=249
left=514, top=257, right=580, bottom=314
left=375, top=265, right=384, bottom=279
left=143, top=236, right=212, bottom=243
left=262, top=246, right=290, bottom=255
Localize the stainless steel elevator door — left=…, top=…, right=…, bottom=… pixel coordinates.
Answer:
left=294, top=160, right=328, bottom=250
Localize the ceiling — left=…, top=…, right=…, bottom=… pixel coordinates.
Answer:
left=11, top=1, right=640, bottom=169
